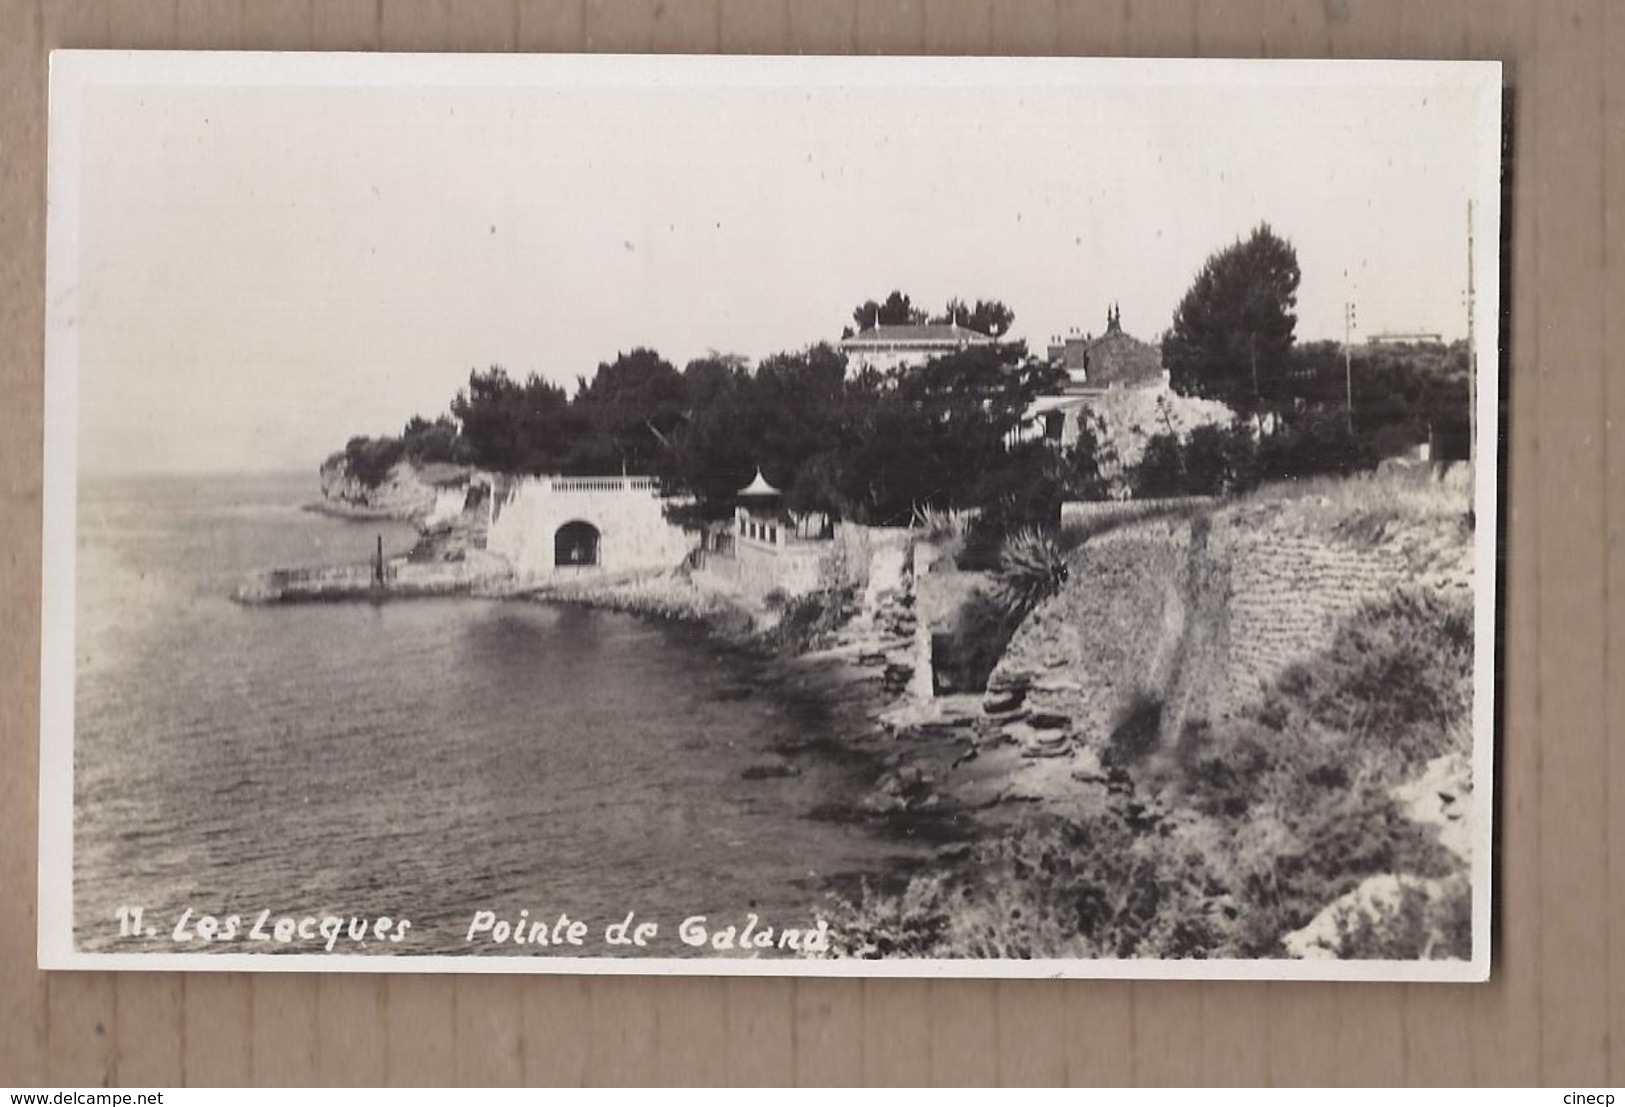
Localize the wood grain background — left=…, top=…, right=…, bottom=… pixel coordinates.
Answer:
left=0, top=0, right=1618, bottom=1087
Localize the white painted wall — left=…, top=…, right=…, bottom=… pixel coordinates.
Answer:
left=486, top=476, right=697, bottom=578
left=423, top=485, right=467, bottom=528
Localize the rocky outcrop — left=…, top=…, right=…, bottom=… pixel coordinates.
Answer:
left=1087, top=388, right=1236, bottom=488
left=1281, top=873, right=1471, bottom=960
left=316, top=454, right=463, bottom=521
left=983, top=516, right=1194, bottom=758
left=1278, top=750, right=1473, bottom=959
left=1393, top=751, right=1473, bottom=863
left=817, top=538, right=924, bottom=697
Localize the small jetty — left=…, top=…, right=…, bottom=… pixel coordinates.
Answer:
left=234, top=535, right=502, bottom=604
left=232, top=562, right=480, bottom=604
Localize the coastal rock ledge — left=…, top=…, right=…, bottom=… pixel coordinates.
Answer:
left=316, top=454, right=471, bottom=521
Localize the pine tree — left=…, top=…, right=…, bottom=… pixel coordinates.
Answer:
left=1162, top=223, right=1301, bottom=416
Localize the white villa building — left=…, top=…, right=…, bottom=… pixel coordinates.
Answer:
left=837, top=320, right=997, bottom=375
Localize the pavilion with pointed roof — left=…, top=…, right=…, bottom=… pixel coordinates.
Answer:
left=729, top=465, right=835, bottom=551
left=736, top=468, right=781, bottom=500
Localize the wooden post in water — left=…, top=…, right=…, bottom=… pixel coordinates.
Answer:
left=374, top=534, right=385, bottom=587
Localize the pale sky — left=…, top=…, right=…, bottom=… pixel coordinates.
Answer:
left=69, top=60, right=1497, bottom=475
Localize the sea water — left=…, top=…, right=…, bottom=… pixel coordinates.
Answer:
left=72, top=472, right=912, bottom=957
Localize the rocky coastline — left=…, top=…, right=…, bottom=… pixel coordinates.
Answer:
left=517, top=562, right=1012, bottom=866
left=300, top=498, right=418, bottom=522
left=246, top=457, right=1478, bottom=960
left=252, top=469, right=1162, bottom=927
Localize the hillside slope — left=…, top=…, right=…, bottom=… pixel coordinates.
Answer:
left=988, top=470, right=1472, bottom=755
left=836, top=467, right=1477, bottom=960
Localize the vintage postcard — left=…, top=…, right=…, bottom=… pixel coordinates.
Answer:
left=41, top=52, right=1502, bottom=978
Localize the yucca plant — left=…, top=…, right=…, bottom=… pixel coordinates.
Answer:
left=911, top=504, right=974, bottom=543
left=991, top=527, right=1070, bottom=618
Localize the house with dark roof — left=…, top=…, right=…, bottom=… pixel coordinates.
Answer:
left=838, top=319, right=997, bottom=375
left=1044, top=304, right=1168, bottom=391
left=1010, top=306, right=1177, bottom=451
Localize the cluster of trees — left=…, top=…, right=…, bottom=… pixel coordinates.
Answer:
left=1145, top=223, right=1471, bottom=495
left=1131, top=412, right=1377, bottom=499
left=445, top=349, right=693, bottom=476
left=1286, top=338, right=1470, bottom=458
left=654, top=338, right=1067, bottom=528
left=354, top=290, right=1075, bottom=537
left=339, top=414, right=464, bottom=486
left=843, top=290, right=1016, bottom=339
left=346, top=229, right=1469, bottom=526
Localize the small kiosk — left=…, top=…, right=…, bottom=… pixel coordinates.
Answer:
left=734, top=468, right=785, bottom=546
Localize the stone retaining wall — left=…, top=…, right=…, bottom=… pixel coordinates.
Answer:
left=1220, top=517, right=1409, bottom=705
left=984, top=495, right=1461, bottom=758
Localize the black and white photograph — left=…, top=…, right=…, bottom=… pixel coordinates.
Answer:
left=40, top=51, right=1501, bottom=979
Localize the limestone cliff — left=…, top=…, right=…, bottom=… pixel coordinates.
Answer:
left=316, top=454, right=466, bottom=522
left=1088, top=387, right=1236, bottom=480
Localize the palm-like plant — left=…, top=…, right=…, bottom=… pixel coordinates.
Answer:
left=991, top=527, right=1070, bottom=618
left=911, top=504, right=973, bottom=543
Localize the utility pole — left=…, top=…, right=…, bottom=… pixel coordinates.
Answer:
left=1343, top=300, right=1356, bottom=435
left=1466, top=198, right=1477, bottom=465
left=1250, top=332, right=1259, bottom=404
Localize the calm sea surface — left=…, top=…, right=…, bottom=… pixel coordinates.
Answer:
left=74, top=472, right=913, bottom=957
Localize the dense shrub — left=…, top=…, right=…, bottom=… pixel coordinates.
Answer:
left=1294, top=588, right=1473, bottom=774
left=1130, top=433, right=1188, bottom=499
left=1107, top=691, right=1164, bottom=766
left=1183, top=422, right=1260, bottom=494
left=1129, top=410, right=1394, bottom=500
left=830, top=804, right=1227, bottom=960
left=1130, top=421, right=1259, bottom=499
left=1284, top=339, right=1470, bottom=463
left=1256, top=410, right=1378, bottom=482
left=1222, top=776, right=1459, bottom=957
left=342, top=435, right=406, bottom=488
left=1167, top=586, right=1473, bottom=954
left=400, top=415, right=465, bottom=465
left=338, top=415, right=466, bottom=489
left=958, top=443, right=1072, bottom=569
left=757, top=584, right=858, bottom=655
left=933, top=590, right=1024, bottom=694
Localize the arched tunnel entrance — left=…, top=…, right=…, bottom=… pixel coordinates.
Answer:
left=554, top=520, right=601, bottom=567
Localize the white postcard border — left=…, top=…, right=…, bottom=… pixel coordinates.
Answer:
left=39, top=50, right=1504, bottom=981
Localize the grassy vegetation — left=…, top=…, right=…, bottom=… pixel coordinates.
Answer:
left=830, top=807, right=1222, bottom=960
left=1055, top=497, right=1211, bottom=551
left=1257, top=466, right=1469, bottom=520
left=757, top=583, right=861, bottom=655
